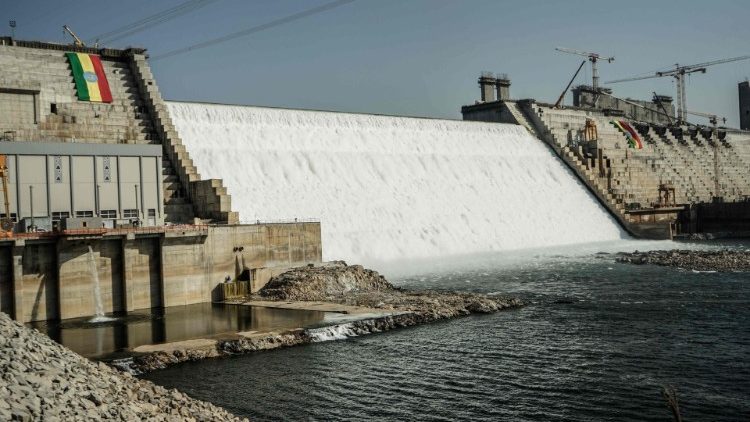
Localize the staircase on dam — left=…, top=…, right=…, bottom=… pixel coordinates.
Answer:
left=0, top=38, right=238, bottom=225
left=128, top=53, right=238, bottom=224
left=503, top=102, right=536, bottom=135
left=512, top=101, right=750, bottom=238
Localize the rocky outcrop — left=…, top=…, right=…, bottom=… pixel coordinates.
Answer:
left=616, top=249, right=750, bottom=272
left=258, top=261, right=520, bottom=317
left=0, top=312, right=246, bottom=421
left=260, top=261, right=394, bottom=300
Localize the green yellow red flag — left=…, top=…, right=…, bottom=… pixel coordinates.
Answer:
left=65, top=52, right=113, bottom=103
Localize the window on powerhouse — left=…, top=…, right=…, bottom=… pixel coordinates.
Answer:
left=100, top=210, right=116, bottom=219
left=0, top=213, right=18, bottom=222
left=75, top=210, right=94, bottom=218
left=147, top=208, right=156, bottom=217
left=51, top=211, right=70, bottom=221
left=123, top=209, right=138, bottom=218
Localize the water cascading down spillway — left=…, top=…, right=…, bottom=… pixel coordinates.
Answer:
left=168, top=102, right=626, bottom=266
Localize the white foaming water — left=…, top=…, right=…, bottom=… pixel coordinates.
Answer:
left=307, top=323, right=358, bottom=342
left=87, top=246, right=115, bottom=323
left=168, top=102, right=626, bottom=265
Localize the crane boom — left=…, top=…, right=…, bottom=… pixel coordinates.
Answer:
left=62, top=25, right=85, bottom=47
left=606, top=73, right=664, bottom=84
left=685, top=109, right=726, bottom=125
left=604, top=54, right=750, bottom=122
left=554, top=60, right=586, bottom=108
left=555, top=47, right=614, bottom=92
left=674, top=54, right=750, bottom=73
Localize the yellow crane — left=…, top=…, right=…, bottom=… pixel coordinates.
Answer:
left=0, top=155, right=13, bottom=237
left=62, top=25, right=85, bottom=47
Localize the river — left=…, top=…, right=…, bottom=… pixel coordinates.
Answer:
left=143, top=240, right=750, bottom=421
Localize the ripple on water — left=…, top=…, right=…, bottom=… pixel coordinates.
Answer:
left=143, top=245, right=750, bottom=421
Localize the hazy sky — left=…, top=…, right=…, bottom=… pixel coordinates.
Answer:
left=4, top=0, right=749, bottom=126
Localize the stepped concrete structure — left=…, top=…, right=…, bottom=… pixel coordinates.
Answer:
left=0, top=38, right=322, bottom=322
left=463, top=74, right=750, bottom=238
left=0, top=37, right=235, bottom=224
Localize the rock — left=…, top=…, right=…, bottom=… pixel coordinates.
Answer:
left=0, top=312, right=248, bottom=421
left=616, top=249, right=750, bottom=272
left=260, top=261, right=395, bottom=301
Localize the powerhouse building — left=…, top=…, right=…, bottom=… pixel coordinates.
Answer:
left=0, top=39, right=321, bottom=324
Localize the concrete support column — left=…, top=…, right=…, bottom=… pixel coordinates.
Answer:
left=11, top=240, right=24, bottom=322
left=122, top=234, right=163, bottom=311
left=122, top=234, right=135, bottom=312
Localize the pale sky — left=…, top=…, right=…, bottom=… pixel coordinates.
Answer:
left=4, top=0, right=749, bottom=127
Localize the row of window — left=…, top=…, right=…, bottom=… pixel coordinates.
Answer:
left=2, top=209, right=157, bottom=222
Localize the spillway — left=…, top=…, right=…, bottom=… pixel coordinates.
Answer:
left=168, top=102, right=626, bottom=265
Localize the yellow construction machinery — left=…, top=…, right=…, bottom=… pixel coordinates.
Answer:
left=63, top=25, right=85, bottom=47
left=0, top=155, right=13, bottom=237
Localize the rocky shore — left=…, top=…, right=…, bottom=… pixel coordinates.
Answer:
left=259, top=262, right=518, bottom=314
left=616, top=249, right=750, bottom=272
left=125, top=262, right=522, bottom=373
left=0, top=312, right=246, bottom=421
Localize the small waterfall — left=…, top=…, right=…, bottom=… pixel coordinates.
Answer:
left=87, top=246, right=114, bottom=323
left=307, top=323, right=358, bottom=342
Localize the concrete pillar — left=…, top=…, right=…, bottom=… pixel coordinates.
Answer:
left=495, top=74, right=511, bottom=101
left=0, top=245, right=12, bottom=315
left=739, top=81, right=750, bottom=131
left=123, top=235, right=136, bottom=312
left=478, top=72, right=496, bottom=102
left=11, top=240, right=24, bottom=321
left=123, top=235, right=163, bottom=311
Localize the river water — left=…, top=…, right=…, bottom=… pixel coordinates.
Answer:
left=143, top=240, right=750, bottom=421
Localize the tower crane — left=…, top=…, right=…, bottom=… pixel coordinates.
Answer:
left=62, top=25, right=85, bottom=47
left=555, top=47, right=615, bottom=92
left=605, top=54, right=750, bottom=123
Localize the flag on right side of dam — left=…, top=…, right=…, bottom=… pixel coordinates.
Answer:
left=65, top=52, right=113, bottom=103
left=611, top=120, right=643, bottom=149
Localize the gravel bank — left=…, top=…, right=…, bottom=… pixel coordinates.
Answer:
left=0, top=312, right=246, bottom=421
left=616, top=249, right=750, bottom=272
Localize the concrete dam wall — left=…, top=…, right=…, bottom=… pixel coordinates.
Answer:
left=168, top=102, right=626, bottom=265
left=0, top=223, right=321, bottom=323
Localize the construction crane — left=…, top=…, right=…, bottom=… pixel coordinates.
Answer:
left=0, top=155, right=13, bottom=237
left=62, top=25, right=85, bottom=47
left=685, top=109, right=726, bottom=127
left=605, top=54, right=750, bottom=123
left=555, top=47, right=615, bottom=92
left=554, top=60, right=586, bottom=108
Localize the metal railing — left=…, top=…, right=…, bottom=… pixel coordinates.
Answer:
left=11, top=224, right=209, bottom=240
left=6, top=218, right=321, bottom=240
left=222, top=218, right=321, bottom=226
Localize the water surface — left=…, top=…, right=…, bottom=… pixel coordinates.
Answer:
left=30, top=303, right=326, bottom=359
left=144, top=241, right=750, bottom=421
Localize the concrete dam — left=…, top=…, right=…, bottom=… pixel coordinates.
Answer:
left=168, top=102, right=626, bottom=265
left=4, top=38, right=746, bottom=325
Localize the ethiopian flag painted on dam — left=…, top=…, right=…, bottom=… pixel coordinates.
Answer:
left=65, top=52, right=113, bottom=103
